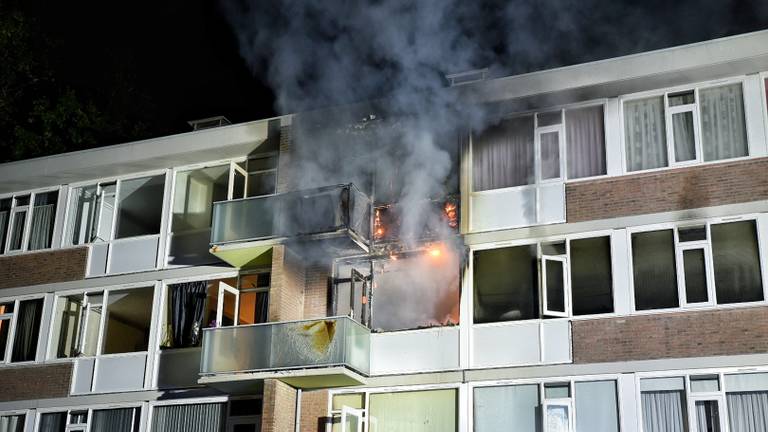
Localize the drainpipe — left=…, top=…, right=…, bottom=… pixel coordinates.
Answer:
left=295, top=388, right=303, bottom=432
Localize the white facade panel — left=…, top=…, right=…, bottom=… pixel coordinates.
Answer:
left=611, top=229, right=632, bottom=315
left=470, top=187, right=536, bottom=232
left=109, top=236, right=160, bottom=274
left=471, top=322, right=540, bottom=368
left=72, top=357, right=95, bottom=394
left=541, top=320, right=570, bottom=364
left=369, top=327, right=460, bottom=375
left=744, top=74, right=768, bottom=157
left=93, top=353, right=147, bottom=393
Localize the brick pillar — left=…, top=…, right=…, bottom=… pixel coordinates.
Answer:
left=303, top=264, right=331, bottom=319
left=276, top=122, right=294, bottom=194
left=262, top=379, right=298, bottom=432
left=300, top=390, right=331, bottom=432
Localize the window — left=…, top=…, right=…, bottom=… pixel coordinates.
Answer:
left=246, top=154, right=278, bottom=197
left=0, top=190, right=58, bottom=254
left=65, top=174, right=165, bottom=246
left=168, top=165, right=229, bottom=266
left=49, top=286, right=154, bottom=358
left=39, top=407, right=140, bottom=432
left=0, top=298, right=45, bottom=363
left=472, top=105, right=606, bottom=191
left=151, top=403, right=226, bottom=432
left=0, top=414, right=24, bottom=432
left=474, top=380, right=618, bottom=432
left=640, top=377, right=688, bottom=432
left=474, top=235, right=613, bottom=324
left=368, top=389, right=457, bottom=432
left=227, top=398, right=263, bottom=432
left=237, top=272, right=270, bottom=326
left=624, top=82, right=748, bottom=172
left=632, top=219, right=764, bottom=311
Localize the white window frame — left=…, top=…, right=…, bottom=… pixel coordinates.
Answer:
left=216, top=281, right=240, bottom=327
left=328, top=383, right=463, bottom=432
left=340, top=406, right=365, bottom=432
left=62, top=169, right=170, bottom=277
left=147, top=396, right=228, bottom=432
left=468, top=100, right=609, bottom=196
left=228, top=161, right=248, bottom=200
left=675, top=225, right=716, bottom=308
left=664, top=89, right=703, bottom=166
left=619, top=75, right=752, bottom=175
left=34, top=403, right=143, bottom=432
left=0, top=186, right=61, bottom=255
left=0, top=294, right=47, bottom=365
left=761, top=72, right=768, bottom=144
left=541, top=255, right=570, bottom=318
left=468, top=374, right=622, bottom=432
left=45, top=283, right=158, bottom=362
left=468, top=229, right=616, bottom=327
left=164, top=158, right=243, bottom=269
left=627, top=214, right=767, bottom=314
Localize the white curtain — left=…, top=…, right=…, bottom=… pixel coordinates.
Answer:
left=728, top=392, right=768, bottom=432
left=472, top=115, right=535, bottom=191
left=624, top=96, right=668, bottom=171
left=0, top=415, right=24, bottom=432
left=566, top=105, right=606, bottom=178
left=28, top=204, right=55, bottom=250
left=151, top=403, right=226, bottom=432
left=672, top=112, right=696, bottom=162
left=641, top=391, right=687, bottom=432
left=699, top=83, right=748, bottom=162
left=368, top=389, right=457, bottom=432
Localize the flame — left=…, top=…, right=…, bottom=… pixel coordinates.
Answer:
left=374, top=208, right=385, bottom=240
left=428, top=246, right=442, bottom=258
left=444, top=201, right=458, bottom=228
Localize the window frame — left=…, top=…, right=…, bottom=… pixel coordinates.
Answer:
left=627, top=214, right=767, bottom=314
left=0, top=185, right=62, bottom=255
left=164, top=159, right=243, bottom=269
left=147, top=396, right=229, bottom=432
left=619, top=75, right=752, bottom=175
left=635, top=367, right=768, bottom=432
left=245, top=151, right=279, bottom=198
left=0, top=294, right=47, bottom=365
left=45, top=282, right=159, bottom=361
left=761, top=72, right=768, bottom=145
left=468, top=100, right=610, bottom=196
left=469, top=229, right=617, bottom=326
left=33, top=403, right=143, bottom=432
left=664, top=89, right=703, bottom=167
left=62, top=168, right=171, bottom=277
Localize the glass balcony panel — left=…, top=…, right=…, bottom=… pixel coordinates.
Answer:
left=200, top=317, right=370, bottom=377
left=211, top=184, right=370, bottom=248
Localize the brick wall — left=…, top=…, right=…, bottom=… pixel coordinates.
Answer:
left=0, top=247, right=88, bottom=289
left=0, top=363, right=72, bottom=402
left=268, top=245, right=306, bottom=322
left=262, top=379, right=297, bottom=432
left=300, top=390, right=330, bottom=432
left=566, top=157, right=768, bottom=222
left=572, top=306, right=768, bottom=363
left=304, top=265, right=330, bottom=319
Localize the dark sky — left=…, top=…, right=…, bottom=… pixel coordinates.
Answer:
left=10, top=0, right=768, bottom=144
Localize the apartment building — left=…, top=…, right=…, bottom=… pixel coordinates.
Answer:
left=1, top=29, right=768, bottom=432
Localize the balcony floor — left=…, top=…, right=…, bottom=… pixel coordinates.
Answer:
left=199, top=366, right=368, bottom=390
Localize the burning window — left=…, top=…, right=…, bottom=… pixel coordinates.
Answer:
left=373, top=198, right=459, bottom=242
left=334, top=244, right=461, bottom=332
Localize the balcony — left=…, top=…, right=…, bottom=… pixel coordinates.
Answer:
left=199, top=317, right=370, bottom=390
left=209, top=184, right=371, bottom=267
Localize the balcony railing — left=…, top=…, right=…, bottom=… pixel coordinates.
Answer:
left=211, top=183, right=371, bottom=251
left=200, top=316, right=371, bottom=378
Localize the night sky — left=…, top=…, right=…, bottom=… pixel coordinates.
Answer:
left=3, top=0, right=768, bottom=160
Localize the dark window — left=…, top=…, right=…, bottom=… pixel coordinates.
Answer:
left=571, top=236, right=614, bottom=315
left=632, top=230, right=679, bottom=310
left=11, top=298, right=44, bottom=362
left=474, top=245, right=538, bottom=323
left=712, top=221, right=763, bottom=304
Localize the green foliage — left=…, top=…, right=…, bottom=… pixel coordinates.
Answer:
left=0, top=9, right=152, bottom=162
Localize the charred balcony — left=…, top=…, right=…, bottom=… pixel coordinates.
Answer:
left=199, top=316, right=370, bottom=390
left=210, top=184, right=372, bottom=267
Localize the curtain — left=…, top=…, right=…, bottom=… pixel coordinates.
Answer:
left=256, top=292, right=269, bottom=324
left=91, top=408, right=136, bottom=432
left=369, top=389, right=457, bottom=432
left=473, top=115, right=535, bottom=191
left=624, top=96, right=668, bottom=171
left=700, top=83, right=748, bottom=162
left=642, top=391, right=687, bottom=432
left=11, top=299, right=43, bottom=362
left=38, top=412, right=66, bottom=432
left=672, top=111, right=696, bottom=162
left=28, top=204, right=55, bottom=250
left=151, top=403, right=226, bottom=432
left=0, top=415, right=24, bottom=432
left=728, top=392, right=768, bottom=432
left=566, top=105, right=606, bottom=178
left=170, top=281, right=209, bottom=348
